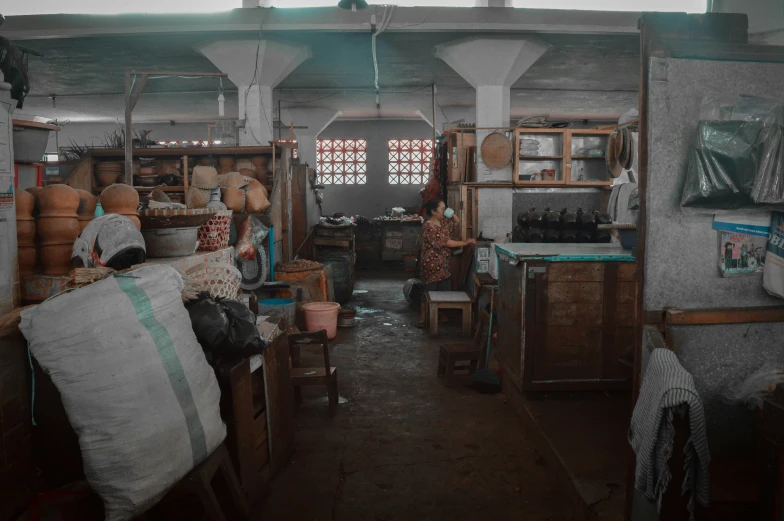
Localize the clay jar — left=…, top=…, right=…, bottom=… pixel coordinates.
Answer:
left=251, top=156, right=270, bottom=184
left=218, top=156, right=236, bottom=175
left=37, top=184, right=81, bottom=275
left=101, top=183, right=141, bottom=229
left=15, top=190, right=36, bottom=276
left=25, top=186, right=43, bottom=216
left=76, top=189, right=97, bottom=231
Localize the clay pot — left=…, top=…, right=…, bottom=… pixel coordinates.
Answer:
left=25, top=187, right=44, bottom=214
left=97, top=171, right=123, bottom=187
left=15, top=190, right=35, bottom=220
left=251, top=156, right=268, bottom=168
left=198, top=158, right=212, bottom=166
left=101, top=183, right=141, bottom=230
left=39, top=184, right=80, bottom=218
left=18, top=245, right=36, bottom=277
left=17, top=220, right=36, bottom=247
left=222, top=187, right=244, bottom=213
left=39, top=244, right=74, bottom=276
left=139, top=166, right=158, bottom=176
left=76, top=189, right=97, bottom=231
left=218, top=157, right=236, bottom=175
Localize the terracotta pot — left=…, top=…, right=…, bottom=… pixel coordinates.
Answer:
left=97, top=171, right=123, bottom=187
left=37, top=216, right=81, bottom=245
left=15, top=189, right=35, bottom=220
left=222, top=187, right=244, bottom=213
left=18, top=245, right=37, bottom=277
left=198, top=158, right=212, bottom=166
left=17, top=220, right=36, bottom=247
left=218, top=157, right=236, bottom=167
left=39, top=184, right=79, bottom=218
left=101, top=183, right=141, bottom=230
left=76, top=189, right=97, bottom=218
left=40, top=244, right=74, bottom=275
left=251, top=156, right=268, bottom=168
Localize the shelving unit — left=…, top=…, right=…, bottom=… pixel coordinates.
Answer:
left=65, top=145, right=279, bottom=200
left=513, top=128, right=613, bottom=187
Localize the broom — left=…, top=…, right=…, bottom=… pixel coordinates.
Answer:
left=471, top=286, right=501, bottom=393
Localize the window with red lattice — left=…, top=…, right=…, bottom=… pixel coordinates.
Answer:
left=316, top=139, right=367, bottom=184
left=388, top=139, right=434, bottom=184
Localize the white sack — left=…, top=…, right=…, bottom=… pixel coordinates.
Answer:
left=20, top=265, right=226, bottom=521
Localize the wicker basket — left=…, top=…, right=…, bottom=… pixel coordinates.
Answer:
left=185, top=262, right=242, bottom=300
left=197, top=210, right=232, bottom=252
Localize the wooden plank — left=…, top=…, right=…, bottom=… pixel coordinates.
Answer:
left=313, top=238, right=349, bottom=248
left=291, top=165, right=308, bottom=257
left=615, top=282, right=637, bottom=327
left=618, top=262, right=637, bottom=282
left=601, top=263, right=619, bottom=379
left=262, top=332, right=296, bottom=477
left=91, top=146, right=277, bottom=157
left=547, top=281, right=604, bottom=303
left=665, top=306, right=784, bottom=326
left=498, top=260, right=525, bottom=390
left=547, top=262, right=604, bottom=282
left=547, top=302, right=603, bottom=327
left=533, top=326, right=602, bottom=381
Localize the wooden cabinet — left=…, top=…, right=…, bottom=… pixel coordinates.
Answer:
left=513, top=129, right=613, bottom=187
left=444, top=130, right=476, bottom=184
left=497, top=259, right=635, bottom=391
left=446, top=184, right=478, bottom=240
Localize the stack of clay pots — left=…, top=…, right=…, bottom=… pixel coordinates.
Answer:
left=218, top=157, right=236, bottom=175
left=15, top=190, right=36, bottom=277
left=101, top=183, right=140, bottom=229
left=38, top=184, right=80, bottom=275
left=251, top=156, right=270, bottom=185
left=76, top=189, right=97, bottom=231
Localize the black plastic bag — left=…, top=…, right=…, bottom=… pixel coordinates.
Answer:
left=681, top=120, right=765, bottom=209
left=187, top=294, right=266, bottom=358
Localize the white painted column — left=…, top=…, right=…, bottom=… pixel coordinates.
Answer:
left=436, top=37, right=549, bottom=181
left=198, top=40, right=311, bottom=146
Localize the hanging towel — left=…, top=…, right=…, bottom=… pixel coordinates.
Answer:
left=628, top=347, right=710, bottom=519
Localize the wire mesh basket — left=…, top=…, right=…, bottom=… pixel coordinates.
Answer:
left=197, top=210, right=232, bottom=252
left=185, top=262, right=242, bottom=300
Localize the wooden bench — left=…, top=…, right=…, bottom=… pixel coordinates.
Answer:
left=426, top=290, right=472, bottom=337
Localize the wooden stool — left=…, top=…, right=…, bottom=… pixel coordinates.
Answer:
left=426, top=291, right=472, bottom=337
left=438, top=343, right=481, bottom=378
left=165, top=444, right=250, bottom=521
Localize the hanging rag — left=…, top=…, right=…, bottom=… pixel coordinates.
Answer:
left=628, top=347, right=710, bottom=519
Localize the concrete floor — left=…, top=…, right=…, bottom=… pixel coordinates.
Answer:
left=260, top=272, right=567, bottom=521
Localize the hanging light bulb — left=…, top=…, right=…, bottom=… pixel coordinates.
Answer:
left=217, top=77, right=225, bottom=117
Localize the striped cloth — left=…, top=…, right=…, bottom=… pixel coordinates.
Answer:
left=629, top=348, right=710, bottom=519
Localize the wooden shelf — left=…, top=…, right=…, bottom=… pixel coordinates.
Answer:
left=571, top=156, right=606, bottom=160
left=514, top=181, right=566, bottom=187
left=519, top=155, right=563, bottom=160
left=94, top=185, right=185, bottom=193
left=91, top=146, right=277, bottom=157
left=566, top=181, right=611, bottom=186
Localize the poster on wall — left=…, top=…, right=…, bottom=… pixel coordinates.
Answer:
left=713, top=213, right=771, bottom=277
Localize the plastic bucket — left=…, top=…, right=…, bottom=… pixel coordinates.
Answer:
left=258, top=298, right=296, bottom=327
left=302, top=302, right=341, bottom=339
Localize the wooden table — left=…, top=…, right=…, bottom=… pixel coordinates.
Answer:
left=426, top=291, right=472, bottom=337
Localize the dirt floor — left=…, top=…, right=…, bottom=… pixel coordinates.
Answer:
left=259, top=271, right=567, bottom=521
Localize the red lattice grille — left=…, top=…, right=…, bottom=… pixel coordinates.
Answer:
left=388, top=139, right=434, bottom=184
left=317, top=139, right=368, bottom=184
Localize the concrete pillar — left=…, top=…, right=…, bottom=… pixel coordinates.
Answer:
left=281, top=107, right=342, bottom=168
left=280, top=108, right=342, bottom=229
left=198, top=39, right=311, bottom=146
left=435, top=36, right=549, bottom=181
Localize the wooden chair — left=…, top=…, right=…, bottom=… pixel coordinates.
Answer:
left=437, top=310, right=491, bottom=379
left=163, top=444, right=250, bottom=521
left=288, top=330, right=339, bottom=415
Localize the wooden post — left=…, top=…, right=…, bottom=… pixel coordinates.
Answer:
left=124, top=72, right=133, bottom=185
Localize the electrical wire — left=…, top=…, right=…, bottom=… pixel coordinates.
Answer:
left=371, top=4, right=395, bottom=106
left=243, top=25, right=273, bottom=145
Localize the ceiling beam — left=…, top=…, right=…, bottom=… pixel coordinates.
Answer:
left=2, top=7, right=640, bottom=40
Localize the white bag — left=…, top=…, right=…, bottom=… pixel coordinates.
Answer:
left=20, top=265, right=226, bottom=521
left=764, top=212, right=784, bottom=299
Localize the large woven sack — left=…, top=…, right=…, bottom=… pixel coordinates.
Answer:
left=19, top=265, right=226, bottom=521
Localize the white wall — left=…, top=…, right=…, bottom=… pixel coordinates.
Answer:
left=318, top=119, right=433, bottom=218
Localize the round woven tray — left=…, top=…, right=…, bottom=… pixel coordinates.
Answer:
left=480, top=132, right=513, bottom=170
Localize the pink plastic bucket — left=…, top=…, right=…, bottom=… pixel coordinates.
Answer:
left=302, top=302, right=341, bottom=339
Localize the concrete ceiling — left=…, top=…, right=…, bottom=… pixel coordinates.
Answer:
left=10, top=12, right=640, bottom=122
